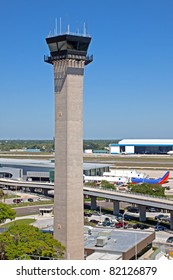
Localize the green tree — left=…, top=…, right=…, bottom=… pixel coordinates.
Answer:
left=128, top=183, right=165, bottom=197
left=0, top=202, right=16, bottom=224
left=84, top=180, right=116, bottom=190
left=101, top=180, right=116, bottom=190
left=83, top=139, right=119, bottom=151
left=84, top=181, right=98, bottom=187
left=0, top=232, right=14, bottom=260
left=0, top=224, right=65, bottom=260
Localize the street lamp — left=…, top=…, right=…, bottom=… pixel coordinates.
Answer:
left=122, top=210, right=126, bottom=229
left=135, top=231, right=138, bottom=260
left=99, top=201, right=102, bottom=222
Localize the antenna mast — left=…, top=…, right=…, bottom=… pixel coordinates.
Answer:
left=59, top=17, right=62, bottom=34
left=54, top=18, right=58, bottom=35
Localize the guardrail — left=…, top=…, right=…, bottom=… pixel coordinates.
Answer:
left=84, top=185, right=173, bottom=201
left=0, top=178, right=172, bottom=203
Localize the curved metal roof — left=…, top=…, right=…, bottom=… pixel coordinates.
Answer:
left=118, top=139, right=173, bottom=145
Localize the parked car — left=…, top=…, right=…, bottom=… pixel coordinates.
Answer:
left=115, top=221, right=128, bottom=228
left=155, top=214, right=165, bottom=220
left=41, top=229, right=53, bottom=235
left=84, top=211, right=92, bottom=217
left=28, top=198, right=34, bottom=202
left=122, top=214, right=131, bottom=221
left=89, top=219, right=99, bottom=224
left=114, top=213, right=123, bottom=220
left=160, top=216, right=170, bottom=223
left=147, top=207, right=158, bottom=212
left=102, top=221, right=111, bottom=226
left=133, top=223, right=149, bottom=230
left=13, top=198, right=23, bottom=204
left=166, top=236, right=173, bottom=243
left=154, top=225, right=165, bottom=231
left=104, top=217, right=111, bottom=222
left=133, top=224, right=140, bottom=229
left=126, top=206, right=139, bottom=213
left=163, top=185, right=171, bottom=190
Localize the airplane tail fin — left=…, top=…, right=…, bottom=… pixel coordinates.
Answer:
left=159, top=171, right=170, bottom=184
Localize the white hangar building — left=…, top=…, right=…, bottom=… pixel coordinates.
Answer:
left=109, top=139, right=173, bottom=155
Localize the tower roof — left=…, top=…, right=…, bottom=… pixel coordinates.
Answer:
left=46, top=33, right=91, bottom=55
left=45, top=33, right=93, bottom=65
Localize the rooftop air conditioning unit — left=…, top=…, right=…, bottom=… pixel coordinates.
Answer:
left=96, top=237, right=107, bottom=247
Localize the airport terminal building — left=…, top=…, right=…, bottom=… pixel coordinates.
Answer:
left=109, top=139, right=173, bottom=155
left=0, top=158, right=110, bottom=181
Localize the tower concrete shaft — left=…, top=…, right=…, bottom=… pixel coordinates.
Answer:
left=45, top=33, right=92, bottom=259
left=54, top=59, right=84, bottom=259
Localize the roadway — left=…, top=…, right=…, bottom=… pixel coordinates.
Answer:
left=1, top=188, right=173, bottom=255
left=1, top=177, right=173, bottom=211
left=1, top=178, right=173, bottom=228
left=83, top=186, right=173, bottom=211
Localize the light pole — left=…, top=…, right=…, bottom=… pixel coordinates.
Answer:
left=122, top=210, right=126, bottom=229
left=135, top=231, right=138, bottom=260
left=99, top=201, right=102, bottom=222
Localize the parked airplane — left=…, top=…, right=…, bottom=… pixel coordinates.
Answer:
left=84, top=175, right=127, bottom=184
left=103, top=169, right=146, bottom=179
left=131, top=171, right=170, bottom=185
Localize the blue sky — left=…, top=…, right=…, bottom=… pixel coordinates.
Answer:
left=0, top=0, right=173, bottom=140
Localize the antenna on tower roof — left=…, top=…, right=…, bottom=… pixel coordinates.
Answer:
left=54, top=18, right=58, bottom=35
left=67, top=24, right=70, bottom=34
left=59, top=17, right=62, bottom=34
left=83, top=22, right=86, bottom=36
left=85, top=20, right=89, bottom=36
left=76, top=22, right=79, bottom=35
left=48, top=17, right=53, bottom=37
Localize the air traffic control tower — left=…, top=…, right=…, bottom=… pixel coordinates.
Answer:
left=45, top=32, right=92, bottom=259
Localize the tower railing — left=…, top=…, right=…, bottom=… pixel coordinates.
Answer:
left=44, top=54, right=93, bottom=65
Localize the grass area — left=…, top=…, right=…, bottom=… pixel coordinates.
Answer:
left=0, top=218, right=35, bottom=229
left=0, top=155, right=54, bottom=160
left=9, top=200, right=54, bottom=208
left=1, top=152, right=173, bottom=162
left=84, top=154, right=173, bottom=162
left=84, top=197, right=105, bottom=202
left=1, top=152, right=173, bottom=167
left=0, top=151, right=54, bottom=160
left=0, top=151, right=52, bottom=155
left=4, top=194, right=19, bottom=199
left=83, top=154, right=173, bottom=168
left=84, top=160, right=173, bottom=169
